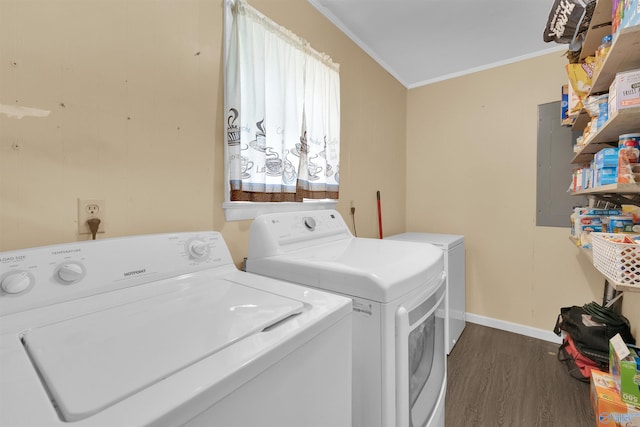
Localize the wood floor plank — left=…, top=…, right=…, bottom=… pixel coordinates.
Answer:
left=445, top=323, right=594, bottom=427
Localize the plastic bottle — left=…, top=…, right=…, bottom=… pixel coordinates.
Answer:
left=618, top=133, right=640, bottom=148
left=617, top=134, right=640, bottom=184
left=596, top=34, right=612, bottom=72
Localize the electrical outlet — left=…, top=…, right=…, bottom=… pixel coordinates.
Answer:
left=78, top=199, right=106, bottom=235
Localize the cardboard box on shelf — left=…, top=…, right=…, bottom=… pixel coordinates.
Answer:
left=609, top=69, right=640, bottom=117
left=622, top=0, right=640, bottom=33
left=562, top=84, right=570, bottom=123
left=567, top=79, right=581, bottom=118
left=572, top=214, right=605, bottom=239
left=591, top=369, right=640, bottom=427
left=613, top=0, right=621, bottom=37
left=582, top=166, right=592, bottom=189
left=595, top=147, right=620, bottom=169
left=607, top=216, right=635, bottom=233
left=613, top=0, right=640, bottom=40
left=596, top=167, right=618, bottom=186
left=576, top=208, right=623, bottom=216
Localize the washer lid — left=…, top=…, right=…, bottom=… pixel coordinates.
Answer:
left=21, top=279, right=304, bottom=422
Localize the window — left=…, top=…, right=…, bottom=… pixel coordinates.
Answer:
left=223, top=0, right=340, bottom=221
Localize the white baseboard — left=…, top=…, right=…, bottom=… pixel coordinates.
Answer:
left=465, top=313, right=562, bottom=345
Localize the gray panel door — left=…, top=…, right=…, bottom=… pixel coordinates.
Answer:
left=537, top=101, right=587, bottom=227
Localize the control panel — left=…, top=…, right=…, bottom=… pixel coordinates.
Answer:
left=247, top=210, right=352, bottom=257
left=0, top=232, right=232, bottom=315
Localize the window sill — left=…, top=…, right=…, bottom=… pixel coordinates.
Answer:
left=223, top=200, right=338, bottom=221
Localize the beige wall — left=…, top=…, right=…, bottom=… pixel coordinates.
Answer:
left=0, top=0, right=407, bottom=263
left=1, top=0, right=222, bottom=250
left=406, top=52, right=639, bottom=335
left=1, top=1, right=637, bottom=336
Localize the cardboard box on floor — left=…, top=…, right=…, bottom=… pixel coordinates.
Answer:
left=609, top=334, right=640, bottom=407
left=591, top=370, right=640, bottom=426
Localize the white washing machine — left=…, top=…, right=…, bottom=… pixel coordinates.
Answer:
left=0, top=232, right=352, bottom=427
left=245, top=210, right=447, bottom=427
left=387, top=233, right=465, bottom=354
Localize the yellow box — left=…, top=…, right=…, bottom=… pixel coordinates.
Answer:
left=591, top=369, right=640, bottom=426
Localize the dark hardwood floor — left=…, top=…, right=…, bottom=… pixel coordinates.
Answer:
left=445, top=323, right=594, bottom=427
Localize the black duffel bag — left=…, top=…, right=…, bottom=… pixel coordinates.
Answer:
left=553, top=302, right=636, bottom=365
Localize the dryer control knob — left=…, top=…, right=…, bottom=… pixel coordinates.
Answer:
left=187, top=240, right=208, bottom=259
left=57, top=263, right=84, bottom=283
left=303, top=217, right=316, bottom=231
left=1, top=272, right=32, bottom=294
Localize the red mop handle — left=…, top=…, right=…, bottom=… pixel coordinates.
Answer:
left=377, top=191, right=383, bottom=239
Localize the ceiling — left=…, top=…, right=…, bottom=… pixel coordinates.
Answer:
left=308, top=0, right=566, bottom=88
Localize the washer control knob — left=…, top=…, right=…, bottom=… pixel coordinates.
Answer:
left=57, top=263, right=84, bottom=283
left=1, top=272, right=31, bottom=294
left=303, top=217, right=316, bottom=231
left=187, top=240, right=208, bottom=259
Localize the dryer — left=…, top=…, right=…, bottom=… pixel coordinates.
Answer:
left=387, top=233, right=466, bottom=354
left=246, top=210, right=446, bottom=427
left=0, top=232, right=352, bottom=427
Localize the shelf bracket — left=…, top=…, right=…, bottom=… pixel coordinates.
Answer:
left=603, top=280, right=623, bottom=314
left=589, top=193, right=640, bottom=207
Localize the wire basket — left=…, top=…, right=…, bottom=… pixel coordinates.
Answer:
left=591, top=233, right=640, bottom=286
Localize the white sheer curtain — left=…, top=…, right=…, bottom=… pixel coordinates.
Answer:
left=225, top=0, right=340, bottom=202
